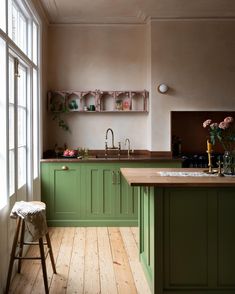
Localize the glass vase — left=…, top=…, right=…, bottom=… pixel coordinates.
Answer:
left=223, top=150, right=235, bottom=175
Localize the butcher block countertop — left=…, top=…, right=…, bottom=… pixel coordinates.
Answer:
left=120, top=168, right=235, bottom=187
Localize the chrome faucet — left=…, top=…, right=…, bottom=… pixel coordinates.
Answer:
left=125, top=138, right=131, bottom=158
left=105, top=128, right=121, bottom=158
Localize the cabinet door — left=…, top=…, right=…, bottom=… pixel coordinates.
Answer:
left=217, top=189, right=235, bottom=287
left=48, top=164, right=80, bottom=220
left=164, top=188, right=209, bottom=288
left=86, top=165, right=115, bottom=218
left=163, top=187, right=235, bottom=291
left=139, top=186, right=155, bottom=293
left=115, top=170, right=138, bottom=221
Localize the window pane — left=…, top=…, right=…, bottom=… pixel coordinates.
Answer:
left=0, top=0, right=6, bottom=32
left=9, top=57, right=14, bottom=103
left=19, top=13, right=27, bottom=53
left=33, top=22, right=38, bottom=65
left=18, top=146, right=26, bottom=189
left=10, top=2, right=27, bottom=54
left=9, top=150, right=15, bottom=196
left=9, top=56, right=15, bottom=198
left=18, top=107, right=26, bottom=146
left=12, top=4, right=17, bottom=43
left=0, top=37, right=7, bottom=207
left=18, top=64, right=26, bottom=107
left=9, top=104, right=14, bottom=149
left=33, top=69, right=38, bottom=178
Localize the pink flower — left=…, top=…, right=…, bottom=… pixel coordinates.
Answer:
left=203, top=119, right=212, bottom=128
left=224, top=116, right=234, bottom=124
left=210, top=123, right=218, bottom=129
left=219, top=121, right=230, bottom=130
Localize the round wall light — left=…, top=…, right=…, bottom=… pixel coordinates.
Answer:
left=158, top=83, right=169, bottom=94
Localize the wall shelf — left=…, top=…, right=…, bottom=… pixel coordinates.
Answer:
left=48, top=89, right=149, bottom=113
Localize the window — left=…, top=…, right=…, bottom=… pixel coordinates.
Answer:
left=9, top=0, right=27, bottom=54
left=33, top=68, right=38, bottom=178
left=0, top=37, right=7, bottom=209
left=0, top=0, right=40, bottom=206
left=17, top=62, right=27, bottom=188
left=8, top=56, right=29, bottom=194
left=0, top=0, right=6, bottom=32
left=8, top=56, right=15, bottom=196
left=32, top=22, right=38, bottom=65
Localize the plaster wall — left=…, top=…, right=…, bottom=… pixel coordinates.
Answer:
left=45, top=20, right=235, bottom=152
left=45, top=25, right=148, bottom=150
left=150, top=19, right=235, bottom=150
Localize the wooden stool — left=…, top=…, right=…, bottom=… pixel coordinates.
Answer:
left=5, top=206, right=56, bottom=294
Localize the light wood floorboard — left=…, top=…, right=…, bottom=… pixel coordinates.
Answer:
left=8, top=227, right=150, bottom=294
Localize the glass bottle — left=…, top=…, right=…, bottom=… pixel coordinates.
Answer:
left=223, top=150, right=235, bottom=175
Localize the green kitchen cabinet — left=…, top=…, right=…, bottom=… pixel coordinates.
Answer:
left=139, top=186, right=155, bottom=293
left=115, top=170, right=138, bottom=222
left=41, top=160, right=181, bottom=226
left=85, top=165, right=116, bottom=220
left=139, top=186, right=235, bottom=293
left=41, top=163, right=81, bottom=226
left=163, top=187, right=235, bottom=292
left=85, top=164, right=138, bottom=226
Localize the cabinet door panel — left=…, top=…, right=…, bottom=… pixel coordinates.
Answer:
left=218, top=189, right=235, bottom=287
left=49, top=165, right=80, bottom=219
left=164, top=188, right=209, bottom=287
left=86, top=168, right=101, bottom=216
left=86, top=166, right=115, bottom=218
left=139, top=186, right=155, bottom=292
left=88, top=168, right=100, bottom=215
left=103, top=169, right=114, bottom=215
left=116, top=173, right=138, bottom=218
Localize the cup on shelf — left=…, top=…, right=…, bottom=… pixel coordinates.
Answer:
left=89, top=105, right=95, bottom=111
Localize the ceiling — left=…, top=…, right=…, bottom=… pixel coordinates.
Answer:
left=39, top=0, right=235, bottom=24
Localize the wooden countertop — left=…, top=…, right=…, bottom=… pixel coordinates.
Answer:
left=41, top=157, right=181, bottom=163
left=120, top=168, right=235, bottom=187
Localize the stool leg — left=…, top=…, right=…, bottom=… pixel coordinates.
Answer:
left=45, top=233, right=57, bottom=274
left=18, top=219, right=25, bottom=273
left=39, top=237, right=49, bottom=294
left=5, top=218, right=22, bottom=294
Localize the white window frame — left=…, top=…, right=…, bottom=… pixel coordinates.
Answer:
left=0, top=0, right=41, bottom=207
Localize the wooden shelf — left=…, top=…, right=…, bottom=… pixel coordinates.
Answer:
left=48, top=90, right=149, bottom=113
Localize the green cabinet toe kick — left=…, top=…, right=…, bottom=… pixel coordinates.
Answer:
left=46, top=219, right=138, bottom=227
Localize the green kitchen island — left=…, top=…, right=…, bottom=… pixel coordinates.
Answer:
left=121, top=168, right=235, bottom=294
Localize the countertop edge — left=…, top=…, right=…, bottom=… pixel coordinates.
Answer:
left=40, top=157, right=182, bottom=163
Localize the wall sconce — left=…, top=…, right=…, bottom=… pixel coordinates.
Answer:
left=158, top=83, right=169, bottom=94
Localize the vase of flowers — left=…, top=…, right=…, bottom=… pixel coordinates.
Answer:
left=203, top=116, right=235, bottom=175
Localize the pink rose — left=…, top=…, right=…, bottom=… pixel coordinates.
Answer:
left=224, top=116, right=234, bottom=123
left=210, top=123, right=218, bottom=129
left=203, top=119, right=212, bottom=128
left=219, top=121, right=229, bottom=130
left=63, top=149, right=70, bottom=156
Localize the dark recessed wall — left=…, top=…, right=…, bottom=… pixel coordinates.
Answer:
left=171, top=111, right=235, bottom=154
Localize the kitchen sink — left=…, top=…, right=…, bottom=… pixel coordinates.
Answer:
left=91, top=154, right=133, bottom=160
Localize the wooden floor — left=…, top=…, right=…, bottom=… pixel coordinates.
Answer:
left=9, top=227, right=151, bottom=294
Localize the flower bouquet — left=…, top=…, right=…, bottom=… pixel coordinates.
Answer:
left=203, top=116, right=235, bottom=174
